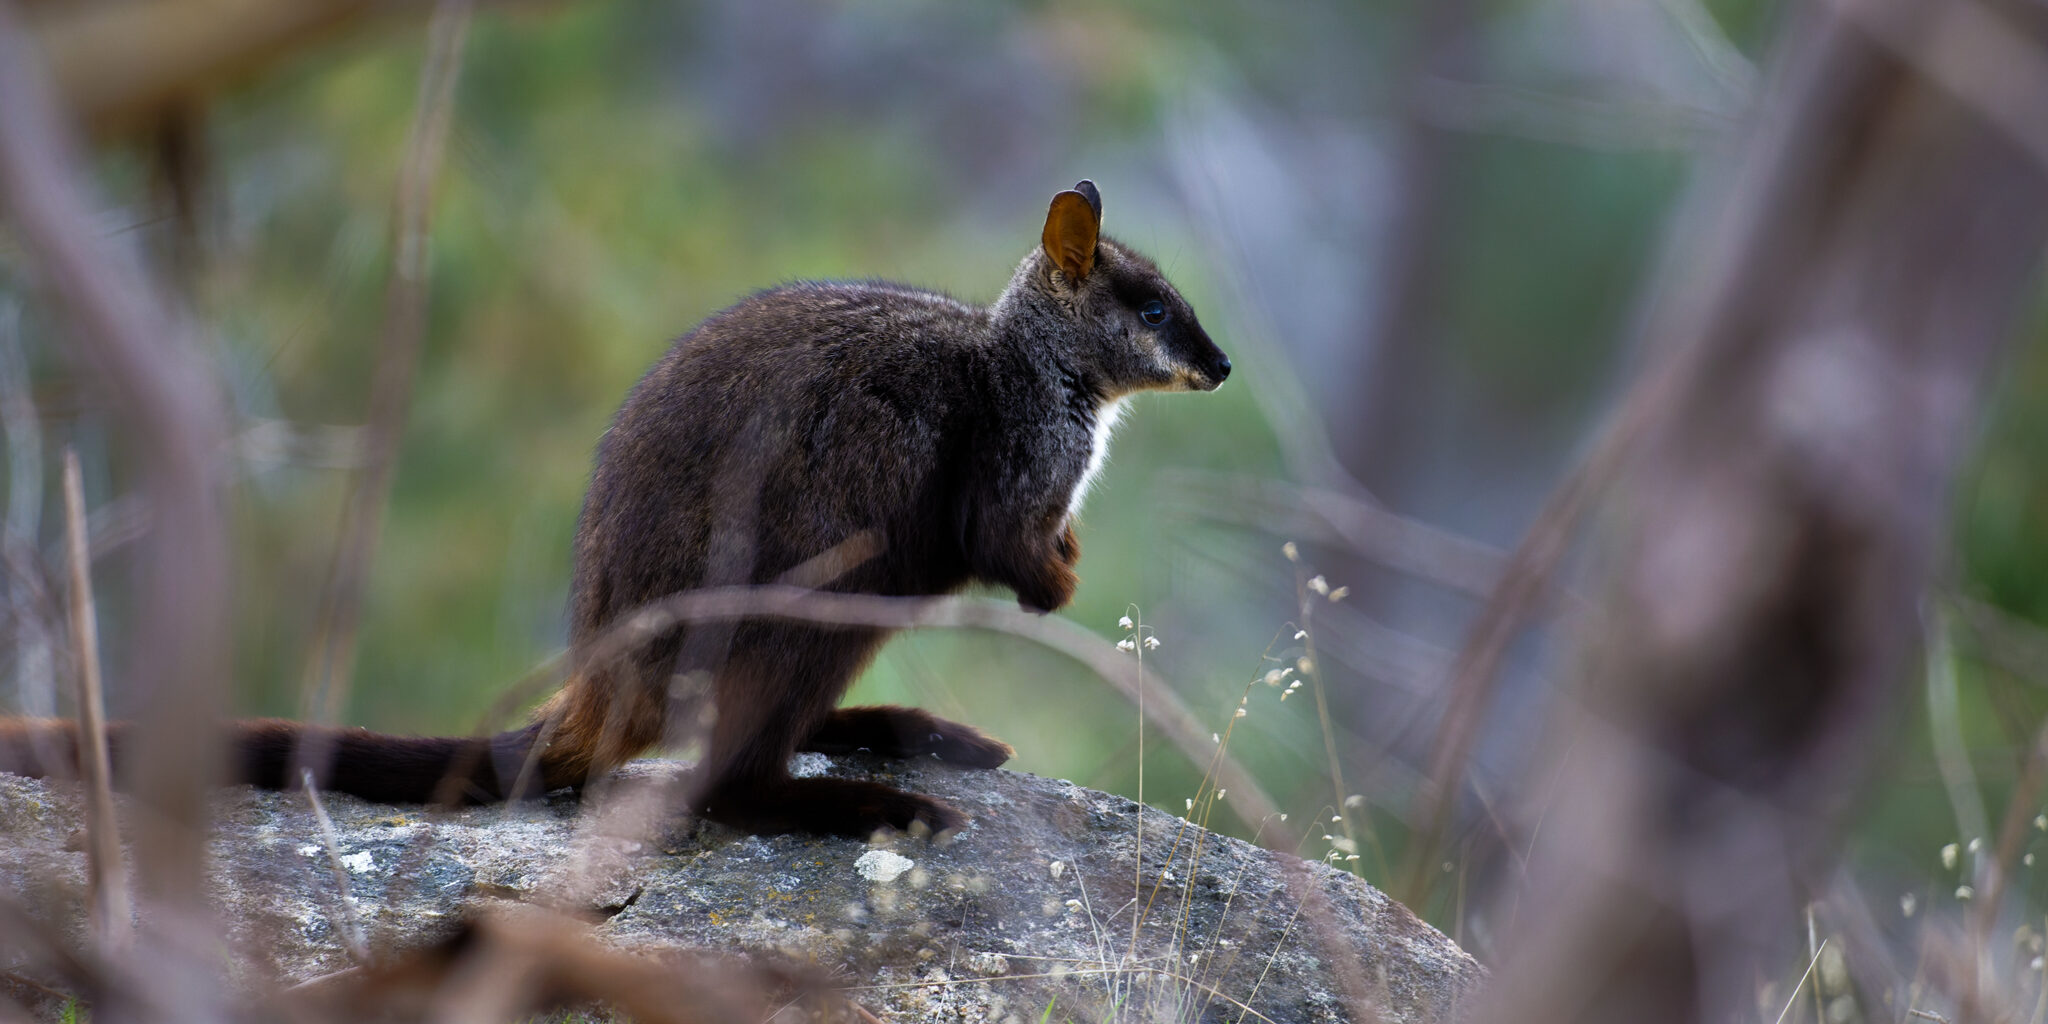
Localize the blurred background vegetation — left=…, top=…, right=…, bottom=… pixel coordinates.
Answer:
left=4, top=0, right=2046, bottom=966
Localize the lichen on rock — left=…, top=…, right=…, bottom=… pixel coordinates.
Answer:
left=0, top=757, right=1481, bottom=1022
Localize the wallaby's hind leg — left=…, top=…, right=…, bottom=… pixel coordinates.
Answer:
left=690, top=627, right=965, bottom=837
left=799, top=705, right=1013, bottom=768
left=698, top=773, right=965, bottom=837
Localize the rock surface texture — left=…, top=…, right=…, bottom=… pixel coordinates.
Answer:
left=0, top=756, right=1480, bottom=1022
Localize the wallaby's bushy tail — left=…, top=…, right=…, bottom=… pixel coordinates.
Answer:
left=0, top=717, right=573, bottom=804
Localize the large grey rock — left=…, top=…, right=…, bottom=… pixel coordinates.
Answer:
left=0, top=756, right=1480, bottom=1022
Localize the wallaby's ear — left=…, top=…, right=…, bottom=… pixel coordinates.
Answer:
left=1041, top=181, right=1102, bottom=283
left=1071, top=179, right=1101, bottom=217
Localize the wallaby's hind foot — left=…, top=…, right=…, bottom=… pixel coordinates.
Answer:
left=799, top=705, right=1014, bottom=768
left=695, top=775, right=965, bottom=837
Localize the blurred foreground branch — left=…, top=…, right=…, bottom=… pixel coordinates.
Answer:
left=0, top=1, right=234, bottom=1015
left=1468, top=1, right=2048, bottom=1022
left=20, top=0, right=512, bottom=135
left=0, top=0, right=231, bottom=912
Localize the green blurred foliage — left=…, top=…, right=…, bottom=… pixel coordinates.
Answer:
left=10, top=0, right=2048, bottom=951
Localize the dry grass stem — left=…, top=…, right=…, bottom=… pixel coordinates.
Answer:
left=300, top=770, right=371, bottom=964
left=60, top=448, right=127, bottom=950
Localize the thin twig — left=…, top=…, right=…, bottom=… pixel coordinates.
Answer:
left=1771, top=939, right=1828, bottom=1024
left=300, top=770, right=371, bottom=964
left=61, top=448, right=127, bottom=949
left=1131, top=606, right=1147, bottom=969
left=1806, top=906, right=1823, bottom=1024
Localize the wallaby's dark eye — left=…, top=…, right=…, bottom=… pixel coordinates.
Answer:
left=1140, top=301, right=1168, bottom=326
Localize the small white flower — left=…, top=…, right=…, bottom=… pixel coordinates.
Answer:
left=1307, top=575, right=1329, bottom=595
left=1282, top=541, right=1299, bottom=562
left=1278, top=814, right=1288, bottom=822
left=1212, top=732, right=1220, bottom=743
left=1263, top=669, right=1285, bottom=687
left=1293, top=630, right=1307, bottom=640
left=1327, top=586, right=1349, bottom=602
left=1233, top=707, right=1247, bottom=719
left=1143, top=636, right=1161, bottom=650
left=1343, top=794, right=1364, bottom=808
left=1900, top=893, right=1917, bottom=918
left=1117, top=637, right=1136, bottom=651
left=1297, top=657, right=1315, bottom=674
left=1968, top=837, right=1983, bottom=853
left=1331, top=814, right=1342, bottom=823
left=1118, top=614, right=1134, bottom=630
left=1957, top=885, right=1975, bottom=900
left=1216, top=789, right=1226, bottom=801
left=2036, top=813, right=2046, bottom=831
left=1186, top=798, right=1194, bottom=811
left=1941, top=843, right=1959, bottom=870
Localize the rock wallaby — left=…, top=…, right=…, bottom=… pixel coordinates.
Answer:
left=0, top=180, right=1231, bottom=838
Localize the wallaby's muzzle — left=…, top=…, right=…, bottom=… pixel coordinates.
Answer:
left=1205, top=355, right=1233, bottom=388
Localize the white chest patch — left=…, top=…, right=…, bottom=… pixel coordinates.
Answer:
left=1068, top=398, right=1127, bottom=518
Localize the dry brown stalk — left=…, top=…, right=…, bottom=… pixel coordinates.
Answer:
left=60, top=449, right=127, bottom=950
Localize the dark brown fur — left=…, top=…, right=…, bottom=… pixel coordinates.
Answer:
left=1, top=181, right=1229, bottom=838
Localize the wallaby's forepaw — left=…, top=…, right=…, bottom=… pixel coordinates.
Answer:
left=1055, top=523, right=1080, bottom=567
left=1015, top=557, right=1079, bottom=614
